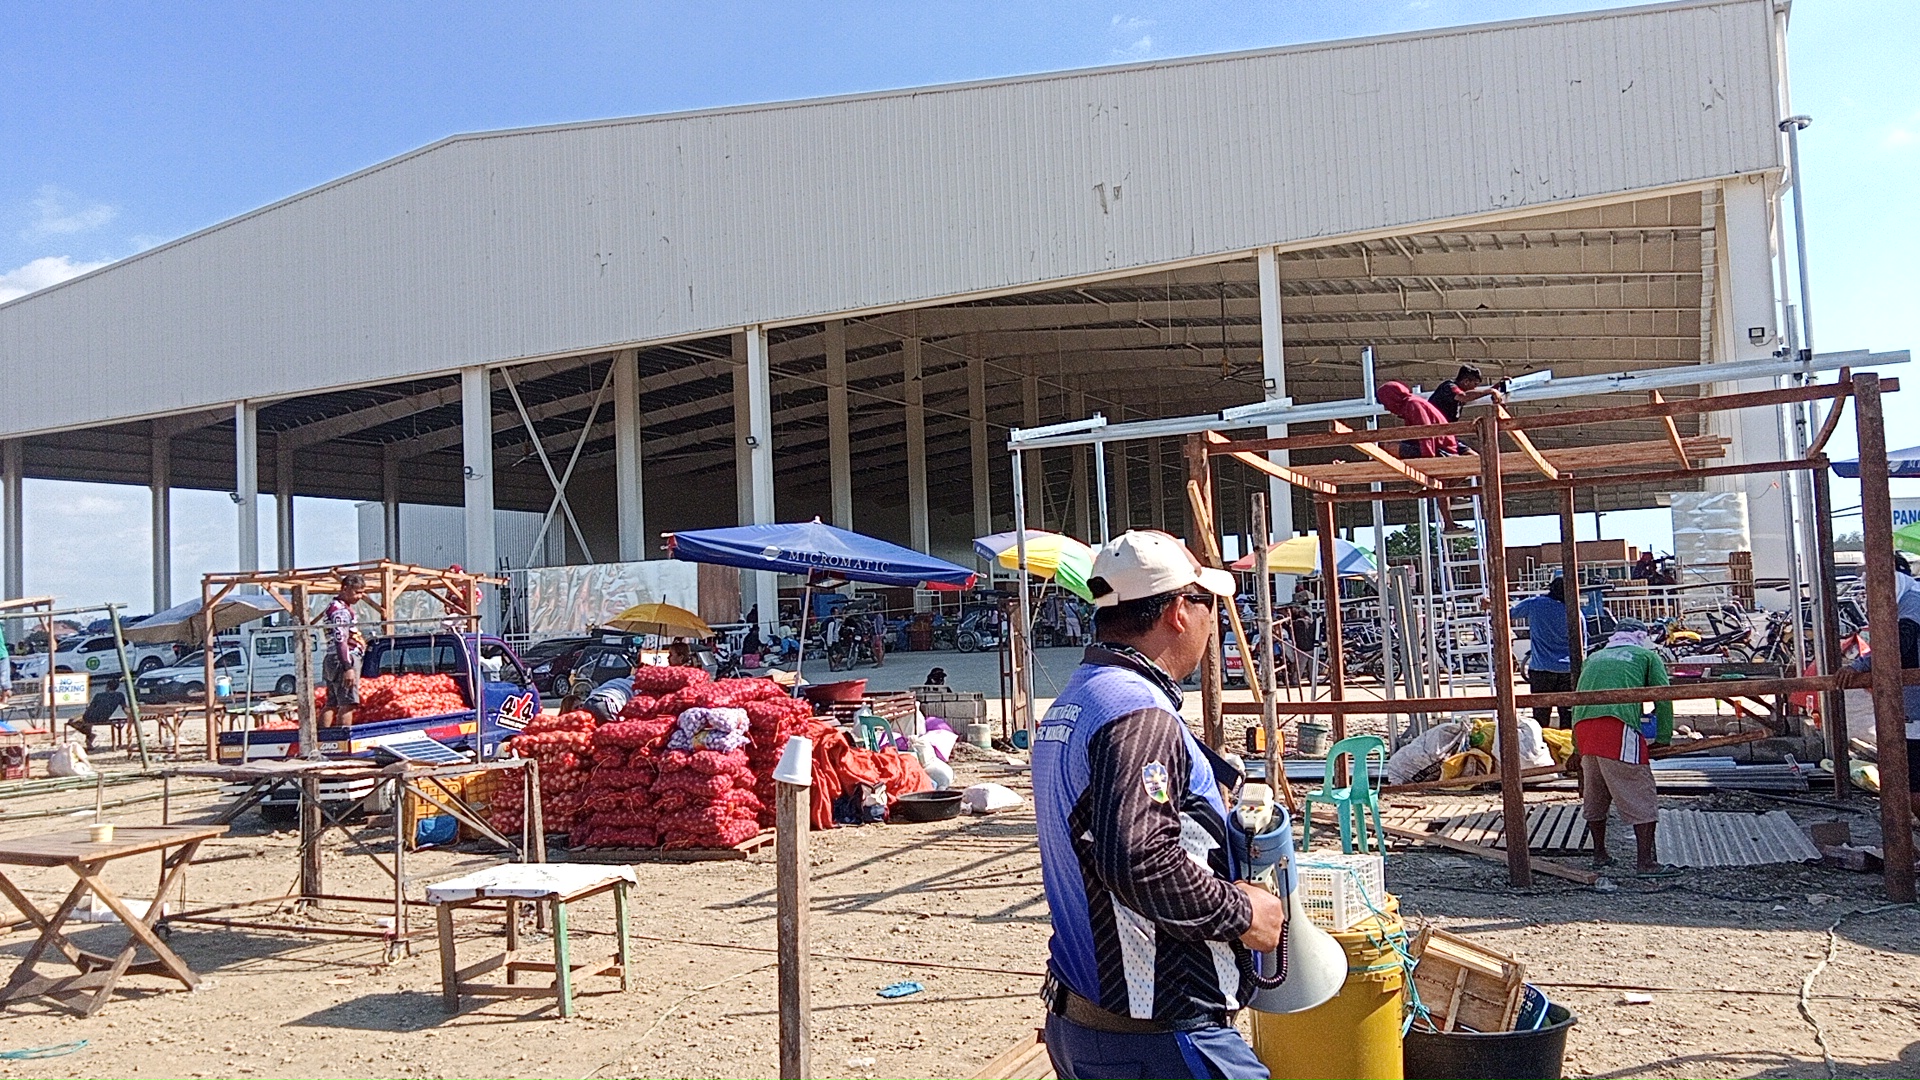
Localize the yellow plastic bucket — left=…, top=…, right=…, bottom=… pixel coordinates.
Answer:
left=1252, top=901, right=1407, bottom=1080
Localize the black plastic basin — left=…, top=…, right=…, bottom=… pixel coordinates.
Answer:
left=1404, top=1003, right=1576, bottom=1080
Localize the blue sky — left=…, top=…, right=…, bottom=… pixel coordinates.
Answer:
left=3, top=0, right=1915, bottom=608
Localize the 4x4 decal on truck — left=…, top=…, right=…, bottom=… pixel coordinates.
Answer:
left=495, top=692, right=537, bottom=731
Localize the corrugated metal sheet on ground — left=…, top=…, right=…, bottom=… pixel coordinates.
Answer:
left=1384, top=803, right=1821, bottom=867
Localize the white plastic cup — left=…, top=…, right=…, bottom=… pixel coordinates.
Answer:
left=772, top=735, right=813, bottom=787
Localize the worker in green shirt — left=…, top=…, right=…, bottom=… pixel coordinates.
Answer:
left=1572, top=617, right=1677, bottom=876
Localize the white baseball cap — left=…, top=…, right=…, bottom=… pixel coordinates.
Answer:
left=1087, top=530, right=1237, bottom=608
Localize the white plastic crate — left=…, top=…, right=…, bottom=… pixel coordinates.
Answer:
left=1296, top=853, right=1386, bottom=931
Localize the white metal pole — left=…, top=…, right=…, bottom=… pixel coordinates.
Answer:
left=613, top=348, right=646, bottom=563
left=1010, top=449, right=1035, bottom=726
left=1, top=440, right=20, bottom=603
left=460, top=367, right=497, bottom=624
left=150, top=432, right=172, bottom=610
left=746, top=326, right=778, bottom=635
left=234, top=401, right=260, bottom=572
left=904, top=335, right=930, bottom=553
left=825, top=321, right=854, bottom=531
left=1093, top=438, right=1110, bottom=544
left=1257, top=246, right=1293, bottom=542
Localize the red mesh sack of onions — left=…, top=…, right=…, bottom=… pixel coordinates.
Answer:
left=630, top=665, right=710, bottom=694
left=617, top=694, right=660, bottom=720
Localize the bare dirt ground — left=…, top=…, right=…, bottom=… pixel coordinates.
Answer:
left=0, top=698, right=1912, bottom=1078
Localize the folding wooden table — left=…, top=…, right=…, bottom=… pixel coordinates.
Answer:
left=0, top=824, right=225, bottom=1016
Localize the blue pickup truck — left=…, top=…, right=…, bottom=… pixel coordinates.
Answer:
left=217, top=633, right=541, bottom=810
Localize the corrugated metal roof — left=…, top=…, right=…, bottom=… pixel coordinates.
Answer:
left=0, top=0, right=1780, bottom=439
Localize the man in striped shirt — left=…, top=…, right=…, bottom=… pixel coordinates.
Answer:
left=1572, top=618, right=1676, bottom=876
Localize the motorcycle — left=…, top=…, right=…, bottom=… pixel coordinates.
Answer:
left=954, top=609, right=1004, bottom=653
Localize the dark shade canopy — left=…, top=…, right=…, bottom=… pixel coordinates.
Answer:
left=666, top=521, right=977, bottom=591
left=1832, top=447, right=1920, bottom=479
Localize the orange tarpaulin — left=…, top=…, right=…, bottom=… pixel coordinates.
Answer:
left=801, top=719, right=932, bottom=830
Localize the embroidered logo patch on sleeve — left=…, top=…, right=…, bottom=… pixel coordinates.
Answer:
left=1141, top=761, right=1171, bottom=804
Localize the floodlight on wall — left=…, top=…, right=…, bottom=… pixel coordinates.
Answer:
left=744, top=435, right=761, bottom=448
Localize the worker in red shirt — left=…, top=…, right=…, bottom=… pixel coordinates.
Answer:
left=1375, top=380, right=1470, bottom=529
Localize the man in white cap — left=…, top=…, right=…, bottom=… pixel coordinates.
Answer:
left=1032, top=530, right=1283, bottom=1079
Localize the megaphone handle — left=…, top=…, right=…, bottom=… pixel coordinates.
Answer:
left=1248, top=922, right=1290, bottom=990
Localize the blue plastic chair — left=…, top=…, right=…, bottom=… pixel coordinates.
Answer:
left=1301, top=734, right=1389, bottom=854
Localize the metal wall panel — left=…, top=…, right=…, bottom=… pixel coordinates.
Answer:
left=0, top=0, right=1780, bottom=437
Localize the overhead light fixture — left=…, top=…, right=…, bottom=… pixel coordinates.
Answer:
left=1009, top=413, right=1107, bottom=446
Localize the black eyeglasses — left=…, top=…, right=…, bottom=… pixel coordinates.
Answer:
left=1177, top=591, right=1217, bottom=609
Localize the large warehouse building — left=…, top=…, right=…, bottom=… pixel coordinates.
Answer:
left=0, top=0, right=1830, bottom=626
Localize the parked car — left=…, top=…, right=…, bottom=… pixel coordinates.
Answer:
left=134, top=629, right=301, bottom=702
left=19, top=632, right=188, bottom=682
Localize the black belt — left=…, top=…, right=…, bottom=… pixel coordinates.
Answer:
left=1040, top=971, right=1235, bottom=1035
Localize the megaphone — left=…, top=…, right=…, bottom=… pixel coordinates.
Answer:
left=1235, top=794, right=1348, bottom=1015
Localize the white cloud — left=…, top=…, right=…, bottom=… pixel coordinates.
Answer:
left=1884, top=114, right=1920, bottom=150
left=0, top=255, right=115, bottom=302
left=22, top=184, right=116, bottom=239
left=1108, top=14, right=1154, bottom=61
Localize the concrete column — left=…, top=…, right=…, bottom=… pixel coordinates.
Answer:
left=903, top=336, right=929, bottom=553
left=1257, top=246, right=1295, bottom=540
left=1022, top=369, right=1044, bottom=526
left=968, top=356, right=991, bottom=541
left=743, top=327, right=778, bottom=630
left=1, top=441, right=21, bottom=601
left=612, top=348, right=646, bottom=562
left=825, top=321, right=853, bottom=530
left=234, top=402, right=260, bottom=572
left=151, top=429, right=171, bottom=610
left=461, top=366, right=497, bottom=589
left=381, top=448, right=401, bottom=561
left=275, top=442, right=295, bottom=570
left=1708, top=178, right=1788, bottom=596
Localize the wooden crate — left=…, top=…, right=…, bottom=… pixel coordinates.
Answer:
left=1409, top=925, right=1526, bottom=1033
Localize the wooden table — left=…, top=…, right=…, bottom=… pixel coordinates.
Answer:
left=0, top=825, right=225, bottom=1016
left=427, top=863, right=634, bottom=1018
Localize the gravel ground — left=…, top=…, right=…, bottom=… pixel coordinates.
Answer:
left=0, top=736, right=1910, bottom=1078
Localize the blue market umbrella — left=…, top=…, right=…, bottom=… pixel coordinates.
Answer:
left=1832, top=446, right=1920, bottom=479
left=666, top=520, right=976, bottom=590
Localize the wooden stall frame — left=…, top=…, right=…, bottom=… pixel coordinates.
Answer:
left=1188, top=372, right=1913, bottom=899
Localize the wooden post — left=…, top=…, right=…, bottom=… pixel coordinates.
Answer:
left=1252, top=495, right=1296, bottom=813
left=1849, top=373, right=1915, bottom=903
left=1810, top=465, right=1849, bottom=798
left=1559, top=486, right=1584, bottom=684
left=1316, top=498, right=1347, bottom=742
left=1479, top=414, right=1533, bottom=887
left=1185, top=437, right=1223, bottom=748
left=775, top=777, right=811, bottom=1080
left=300, top=772, right=323, bottom=902
left=105, top=604, right=151, bottom=769
left=202, top=577, right=218, bottom=760
left=293, top=585, right=316, bottom=758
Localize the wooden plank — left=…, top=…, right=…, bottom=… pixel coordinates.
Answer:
left=1294, top=436, right=1729, bottom=487
left=1494, top=406, right=1560, bottom=479
left=1381, top=764, right=1563, bottom=794
left=1202, top=431, right=1337, bottom=495
left=1329, top=420, right=1441, bottom=488
left=1648, top=391, right=1691, bottom=467
left=1383, top=823, right=1600, bottom=884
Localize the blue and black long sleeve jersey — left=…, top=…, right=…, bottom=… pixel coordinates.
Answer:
left=1033, top=645, right=1254, bottom=1022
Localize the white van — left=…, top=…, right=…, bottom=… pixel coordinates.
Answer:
left=133, top=629, right=300, bottom=703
